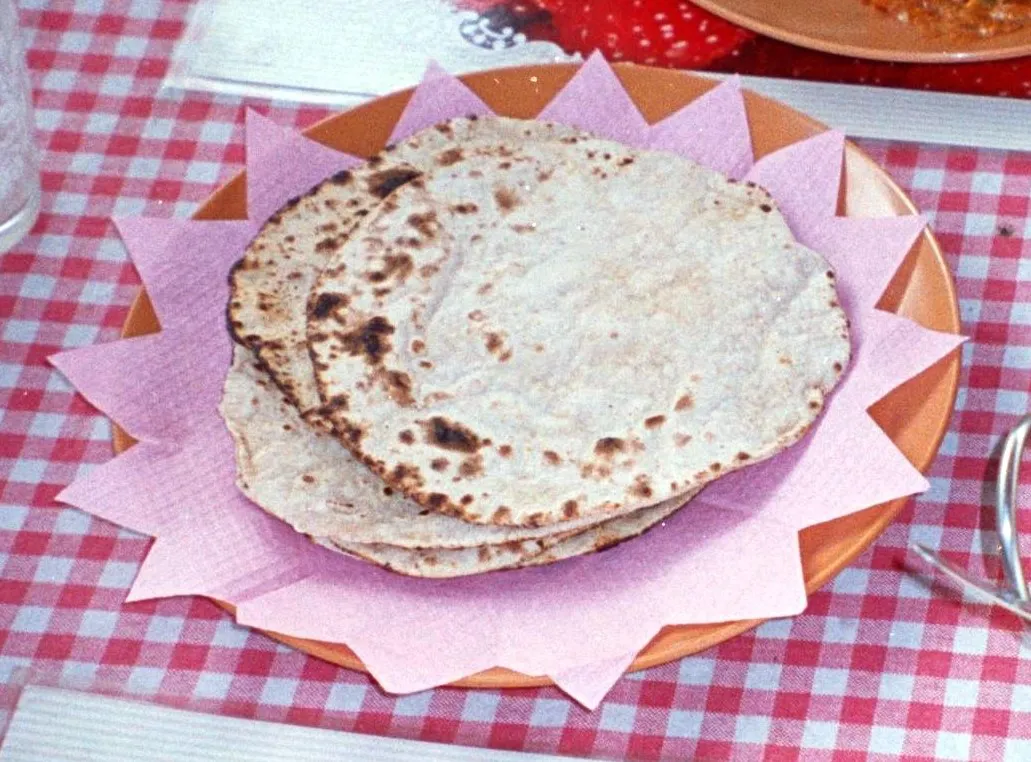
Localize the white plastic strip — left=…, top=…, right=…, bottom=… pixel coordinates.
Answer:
left=724, top=74, right=1031, bottom=151
left=0, top=686, right=577, bottom=762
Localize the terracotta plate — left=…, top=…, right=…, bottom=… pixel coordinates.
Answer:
left=694, top=0, right=1031, bottom=62
left=115, top=63, right=961, bottom=689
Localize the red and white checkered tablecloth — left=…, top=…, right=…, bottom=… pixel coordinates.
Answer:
left=3, top=2, right=1031, bottom=760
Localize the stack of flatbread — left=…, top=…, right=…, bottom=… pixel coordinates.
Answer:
left=220, top=116, right=851, bottom=578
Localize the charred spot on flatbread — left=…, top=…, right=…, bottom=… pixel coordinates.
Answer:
left=594, top=437, right=626, bottom=457
left=366, top=167, right=421, bottom=199
left=365, top=253, right=414, bottom=284
left=310, top=292, right=349, bottom=320
left=420, top=417, right=482, bottom=453
left=338, top=316, right=394, bottom=365
left=436, top=147, right=463, bottom=166
left=458, top=454, right=484, bottom=479
left=493, top=186, right=519, bottom=213
left=407, top=212, right=439, bottom=238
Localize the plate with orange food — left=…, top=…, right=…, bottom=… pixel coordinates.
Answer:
left=693, top=0, right=1031, bottom=62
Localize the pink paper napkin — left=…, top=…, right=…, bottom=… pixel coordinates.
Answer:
left=52, top=53, right=964, bottom=708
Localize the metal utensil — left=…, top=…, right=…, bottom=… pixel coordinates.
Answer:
left=910, top=415, right=1031, bottom=620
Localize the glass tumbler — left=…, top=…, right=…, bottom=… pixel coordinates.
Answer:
left=0, top=0, right=40, bottom=254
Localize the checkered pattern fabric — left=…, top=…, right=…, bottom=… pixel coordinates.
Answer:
left=3, top=2, right=1031, bottom=759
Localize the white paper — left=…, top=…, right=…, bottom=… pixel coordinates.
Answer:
left=0, top=685, right=579, bottom=762
left=166, top=0, right=575, bottom=107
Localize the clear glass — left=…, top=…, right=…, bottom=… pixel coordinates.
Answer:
left=0, top=0, right=40, bottom=254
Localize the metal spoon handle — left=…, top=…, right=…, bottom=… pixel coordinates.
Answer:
left=996, top=415, right=1031, bottom=602
left=910, top=543, right=1031, bottom=623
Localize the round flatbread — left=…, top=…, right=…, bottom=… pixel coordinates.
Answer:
left=228, top=117, right=589, bottom=430
left=308, top=128, right=850, bottom=527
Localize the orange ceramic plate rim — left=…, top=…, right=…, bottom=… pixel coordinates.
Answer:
left=694, top=0, right=1031, bottom=63
left=114, top=63, right=962, bottom=690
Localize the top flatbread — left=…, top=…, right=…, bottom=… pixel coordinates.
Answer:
left=308, top=129, right=851, bottom=527
left=228, top=117, right=589, bottom=430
